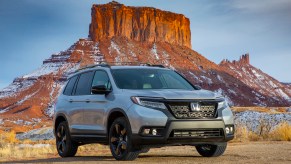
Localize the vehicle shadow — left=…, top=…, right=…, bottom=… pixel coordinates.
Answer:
left=2, top=156, right=114, bottom=163
left=2, top=154, right=203, bottom=163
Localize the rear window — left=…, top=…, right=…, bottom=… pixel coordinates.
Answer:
left=75, top=71, right=95, bottom=95
left=63, top=76, right=78, bottom=95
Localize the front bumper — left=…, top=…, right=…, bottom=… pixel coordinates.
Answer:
left=127, top=104, right=234, bottom=147
left=131, top=119, right=234, bottom=147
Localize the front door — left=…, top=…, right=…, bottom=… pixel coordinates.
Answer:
left=82, top=70, right=112, bottom=135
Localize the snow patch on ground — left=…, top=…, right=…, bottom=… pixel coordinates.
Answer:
left=188, top=71, right=203, bottom=83
left=91, top=43, right=105, bottom=64
left=0, top=119, right=3, bottom=125
left=0, top=80, right=35, bottom=98
left=109, top=41, right=121, bottom=55
left=251, top=69, right=264, bottom=80
left=16, top=127, right=54, bottom=141
left=18, top=144, right=51, bottom=148
left=268, top=80, right=277, bottom=88
left=0, top=89, right=40, bottom=113
left=109, top=40, right=127, bottom=62
left=275, top=88, right=290, bottom=101
left=161, top=51, right=170, bottom=66
left=23, top=63, right=62, bottom=78
left=64, top=63, right=81, bottom=76
left=200, top=76, right=213, bottom=84
left=227, top=89, right=237, bottom=95
left=252, top=91, right=265, bottom=99
left=217, top=75, right=224, bottom=82
left=151, top=43, right=159, bottom=60
left=215, top=88, right=234, bottom=106
left=46, top=105, right=55, bottom=117
left=234, top=111, right=291, bottom=133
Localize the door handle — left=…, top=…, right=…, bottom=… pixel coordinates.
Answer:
left=85, top=99, right=90, bottom=103
left=69, top=99, right=73, bottom=103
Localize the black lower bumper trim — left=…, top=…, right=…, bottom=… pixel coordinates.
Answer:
left=132, top=120, right=234, bottom=148
left=131, top=134, right=234, bottom=147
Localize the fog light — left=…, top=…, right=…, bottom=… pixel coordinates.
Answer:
left=230, top=126, right=233, bottom=133
left=225, top=127, right=230, bottom=134
left=143, top=128, right=150, bottom=135
left=152, top=129, right=157, bottom=135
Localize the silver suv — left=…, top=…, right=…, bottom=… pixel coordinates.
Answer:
left=53, top=64, right=234, bottom=160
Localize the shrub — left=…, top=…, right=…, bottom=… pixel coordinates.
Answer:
left=4, top=131, right=18, bottom=144
left=270, top=122, right=291, bottom=141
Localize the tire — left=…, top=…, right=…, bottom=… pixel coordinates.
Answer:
left=109, top=117, right=139, bottom=160
left=56, top=121, right=78, bottom=157
left=195, top=143, right=227, bottom=157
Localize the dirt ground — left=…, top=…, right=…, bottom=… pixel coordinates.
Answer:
left=3, top=141, right=291, bottom=164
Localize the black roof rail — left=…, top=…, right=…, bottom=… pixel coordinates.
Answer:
left=104, top=62, right=165, bottom=68
left=70, top=62, right=166, bottom=75
left=77, top=63, right=110, bottom=71
left=105, top=62, right=150, bottom=66
left=150, top=64, right=165, bottom=68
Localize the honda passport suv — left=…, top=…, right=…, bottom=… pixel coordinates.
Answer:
left=53, top=63, right=234, bottom=160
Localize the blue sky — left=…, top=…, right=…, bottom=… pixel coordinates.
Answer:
left=0, top=0, right=291, bottom=89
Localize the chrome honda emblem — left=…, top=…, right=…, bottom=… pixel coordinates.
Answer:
left=190, top=103, right=201, bottom=112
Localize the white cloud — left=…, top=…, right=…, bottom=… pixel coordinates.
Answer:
left=230, top=0, right=291, bottom=13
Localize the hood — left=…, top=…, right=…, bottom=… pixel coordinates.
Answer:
left=122, top=89, right=218, bottom=100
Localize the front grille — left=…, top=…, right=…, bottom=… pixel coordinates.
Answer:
left=167, top=102, right=217, bottom=119
left=171, top=129, right=223, bottom=138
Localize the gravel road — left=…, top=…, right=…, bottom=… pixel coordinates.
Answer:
left=4, top=142, right=291, bottom=164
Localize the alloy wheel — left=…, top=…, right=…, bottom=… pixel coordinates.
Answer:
left=57, top=125, right=67, bottom=154
left=110, top=123, right=128, bottom=157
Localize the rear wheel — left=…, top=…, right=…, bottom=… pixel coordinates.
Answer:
left=109, top=117, right=139, bottom=160
left=195, top=143, right=227, bottom=157
left=56, top=121, right=78, bottom=157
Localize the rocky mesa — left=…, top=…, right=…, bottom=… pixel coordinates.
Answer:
left=89, top=1, right=191, bottom=48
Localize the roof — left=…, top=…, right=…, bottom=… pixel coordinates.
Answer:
left=66, top=63, right=169, bottom=79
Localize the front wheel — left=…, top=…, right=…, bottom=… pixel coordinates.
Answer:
left=109, top=117, right=139, bottom=160
left=56, top=121, right=78, bottom=157
left=195, top=143, right=227, bottom=157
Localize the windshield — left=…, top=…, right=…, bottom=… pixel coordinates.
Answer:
left=111, top=68, right=195, bottom=90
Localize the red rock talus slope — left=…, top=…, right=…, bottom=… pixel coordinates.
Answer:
left=0, top=2, right=290, bottom=131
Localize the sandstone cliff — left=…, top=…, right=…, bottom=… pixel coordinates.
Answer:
left=89, top=1, right=191, bottom=48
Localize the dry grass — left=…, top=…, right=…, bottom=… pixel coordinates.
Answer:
left=233, top=126, right=261, bottom=142
left=1, top=121, right=290, bottom=162
left=233, top=121, right=291, bottom=142
left=0, top=131, right=110, bottom=162
left=270, top=122, right=291, bottom=141
left=231, top=106, right=289, bottom=113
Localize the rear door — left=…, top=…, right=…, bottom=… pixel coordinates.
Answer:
left=69, top=71, right=95, bottom=134
left=62, top=75, right=81, bottom=132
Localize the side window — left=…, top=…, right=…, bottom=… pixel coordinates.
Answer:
left=63, top=76, right=78, bottom=95
left=75, top=71, right=95, bottom=95
left=92, top=71, right=111, bottom=90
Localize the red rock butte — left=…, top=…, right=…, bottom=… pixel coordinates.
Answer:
left=89, top=1, right=191, bottom=48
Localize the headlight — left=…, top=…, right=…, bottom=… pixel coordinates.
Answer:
left=131, top=97, right=167, bottom=110
left=218, top=100, right=228, bottom=109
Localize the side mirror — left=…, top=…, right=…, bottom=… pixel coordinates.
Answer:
left=194, top=85, right=202, bottom=90
left=91, top=85, right=111, bottom=95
